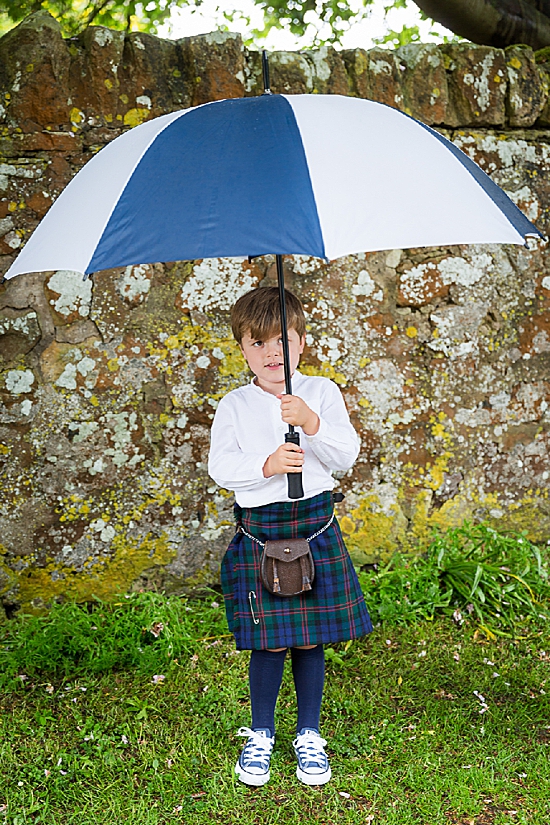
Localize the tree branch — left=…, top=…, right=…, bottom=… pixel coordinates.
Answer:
left=82, top=0, right=117, bottom=29
left=412, top=0, right=550, bottom=49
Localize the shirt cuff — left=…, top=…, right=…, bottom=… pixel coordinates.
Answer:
left=255, top=454, right=269, bottom=481
left=304, top=415, right=326, bottom=442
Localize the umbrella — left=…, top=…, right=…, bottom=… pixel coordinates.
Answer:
left=2, top=52, right=542, bottom=499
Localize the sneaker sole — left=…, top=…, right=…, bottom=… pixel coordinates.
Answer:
left=296, top=765, right=332, bottom=786
left=235, top=761, right=271, bottom=787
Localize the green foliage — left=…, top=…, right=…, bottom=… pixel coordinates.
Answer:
left=433, top=522, right=550, bottom=635
left=0, top=0, right=198, bottom=36
left=374, top=22, right=422, bottom=46
left=359, top=522, right=550, bottom=637
left=0, top=0, right=434, bottom=46
left=0, top=590, right=227, bottom=684
left=249, top=0, right=375, bottom=45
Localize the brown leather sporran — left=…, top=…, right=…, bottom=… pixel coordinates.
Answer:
left=260, top=539, right=314, bottom=597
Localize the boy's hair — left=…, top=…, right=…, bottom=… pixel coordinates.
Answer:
left=231, top=287, right=306, bottom=343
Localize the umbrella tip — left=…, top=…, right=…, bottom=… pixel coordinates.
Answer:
left=262, top=50, right=272, bottom=95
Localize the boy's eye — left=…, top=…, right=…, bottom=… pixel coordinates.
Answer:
left=252, top=340, right=263, bottom=347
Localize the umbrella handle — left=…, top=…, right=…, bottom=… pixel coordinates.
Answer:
left=285, top=431, right=304, bottom=499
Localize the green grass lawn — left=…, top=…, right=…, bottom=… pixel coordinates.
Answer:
left=0, top=595, right=548, bottom=825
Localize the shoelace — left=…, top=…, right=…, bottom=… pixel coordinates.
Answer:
left=237, top=727, right=274, bottom=768
left=292, top=731, right=328, bottom=767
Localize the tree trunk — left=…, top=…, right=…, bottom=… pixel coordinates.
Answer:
left=412, top=0, right=550, bottom=49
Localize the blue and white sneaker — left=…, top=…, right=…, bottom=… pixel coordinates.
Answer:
left=293, top=728, right=332, bottom=785
left=235, top=727, right=274, bottom=786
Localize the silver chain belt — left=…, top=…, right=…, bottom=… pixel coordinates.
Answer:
left=238, top=511, right=335, bottom=548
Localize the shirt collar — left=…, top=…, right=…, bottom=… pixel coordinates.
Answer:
left=250, top=369, right=303, bottom=396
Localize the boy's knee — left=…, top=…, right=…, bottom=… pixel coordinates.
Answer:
left=267, top=647, right=287, bottom=652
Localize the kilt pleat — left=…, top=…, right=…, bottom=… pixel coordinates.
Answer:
left=220, top=490, right=373, bottom=650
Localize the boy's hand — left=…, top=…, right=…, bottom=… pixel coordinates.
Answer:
left=277, top=394, right=320, bottom=436
left=263, top=443, right=304, bottom=477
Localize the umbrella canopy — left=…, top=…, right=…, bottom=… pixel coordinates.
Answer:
left=3, top=86, right=542, bottom=499
left=3, top=93, right=541, bottom=282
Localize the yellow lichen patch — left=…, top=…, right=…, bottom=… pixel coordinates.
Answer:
left=147, top=321, right=246, bottom=390
left=15, top=531, right=177, bottom=612
left=406, top=326, right=417, bottom=339
left=217, top=344, right=246, bottom=379
left=407, top=489, right=434, bottom=546
left=301, top=362, right=347, bottom=386
left=69, top=107, right=84, bottom=126
left=429, top=413, right=454, bottom=449
left=340, top=493, right=406, bottom=566
left=425, top=452, right=453, bottom=491
left=489, top=496, right=550, bottom=543
left=404, top=487, right=474, bottom=550
left=0, top=560, right=15, bottom=596
left=0, top=443, right=10, bottom=455
left=164, top=335, right=181, bottom=350
left=104, top=78, right=113, bottom=90
left=123, top=108, right=151, bottom=128
left=428, top=495, right=474, bottom=533
left=508, top=57, right=522, bottom=70
left=339, top=515, right=355, bottom=534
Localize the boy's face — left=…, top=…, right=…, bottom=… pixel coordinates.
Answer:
left=240, top=329, right=305, bottom=395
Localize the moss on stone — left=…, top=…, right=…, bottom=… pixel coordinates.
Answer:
left=15, top=530, right=176, bottom=613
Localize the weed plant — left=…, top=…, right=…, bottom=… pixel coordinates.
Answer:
left=0, top=593, right=228, bottom=685
left=359, top=522, right=550, bottom=637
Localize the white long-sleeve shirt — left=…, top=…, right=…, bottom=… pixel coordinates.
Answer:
left=208, top=370, right=360, bottom=507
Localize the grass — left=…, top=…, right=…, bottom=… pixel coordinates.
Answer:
left=0, top=523, right=549, bottom=824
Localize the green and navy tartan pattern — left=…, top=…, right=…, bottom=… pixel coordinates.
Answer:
left=220, top=491, right=373, bottom=650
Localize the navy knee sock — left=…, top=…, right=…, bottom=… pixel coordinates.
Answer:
left=291, top=645, right=325, bottom=733
left=249, top=649, right=287, bottom=736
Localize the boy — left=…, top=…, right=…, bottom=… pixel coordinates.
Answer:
left=208, top=287, right=372, bottom=786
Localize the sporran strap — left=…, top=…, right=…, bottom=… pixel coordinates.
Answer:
left=238, top=511, right=335, bottom=548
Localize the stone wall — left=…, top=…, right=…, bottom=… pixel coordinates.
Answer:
left=1, top=11, right=550, bottom=613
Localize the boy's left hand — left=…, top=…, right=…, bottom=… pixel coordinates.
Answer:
left=277, top=394, right=320, bottom=436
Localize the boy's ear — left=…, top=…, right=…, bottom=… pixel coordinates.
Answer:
left=299, top=335, right=305, bottom=354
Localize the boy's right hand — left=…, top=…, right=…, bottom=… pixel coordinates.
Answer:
left=263, top=443, right=304, bottom=478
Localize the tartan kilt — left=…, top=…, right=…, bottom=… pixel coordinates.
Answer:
left=220, top=490, right=373, bottom=650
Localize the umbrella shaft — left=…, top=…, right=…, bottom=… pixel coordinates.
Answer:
left=276, top=254, right=294, bottom=427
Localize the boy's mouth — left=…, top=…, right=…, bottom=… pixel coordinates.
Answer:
left=265, top=362, right=283, bottom=370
